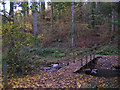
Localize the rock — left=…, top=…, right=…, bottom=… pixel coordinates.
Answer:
left=47, top=68, right=57, bottom=72
left=52, top=64, right=59, bottom=67
left=51, top=64, right=62, bottom=69
left=91, top=69, right=98, bottom=74
left=42, top=63, right=62, bottom=72
left=111, top=67, right=116, bottom=70
left=84, top=69, right=98, bottom=75
left=84, top=69, right=92, bottom=74
left=112, top=65, right=120, bottom=70
left=43, top=67, right=51, bottom=70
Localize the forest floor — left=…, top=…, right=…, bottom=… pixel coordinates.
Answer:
left=8, top=55, right=120, bottom=88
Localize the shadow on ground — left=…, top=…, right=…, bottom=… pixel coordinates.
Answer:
left=87, top=69, right=120, bottom=77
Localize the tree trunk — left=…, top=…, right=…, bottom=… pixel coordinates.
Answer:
left=117, top=2, right=120, bottom=68
left=26, top=1, right=29, bottom=15
left=51, top=2, right=54, bottom=29
left=9, top=1, right=14, bottom=22
left=2, top=2, right=7, bottom=23
left=111, top=9, right=115, bottom=32
left=71, top=1, right=75, bottom=48
left=38, top=0, right=41, bottom=12
left=2, top=2, right=6, bottom=16
left=41, top=2, right=45, bottom=19
left=91, top=2, right=96, bottom=30
left=33, top=11, right=38, bottom=39
left=117, top=2, right=120, bottom=31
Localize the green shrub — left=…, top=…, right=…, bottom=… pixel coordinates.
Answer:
left=2, top=22, right=35, bottom=76
left=29, top=47, right=67, bottom=57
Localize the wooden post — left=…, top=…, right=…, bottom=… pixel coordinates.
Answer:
left=85, top=51, right=88, bottom=65
left=93, top=54, right=95, bottom=59
left=93, top=48, right=96, bottom=59
left=90, top=50, right=92, bottom=60
left=67, top=62, right=69, bottom=66
left=90, top=54, right=92, bottom=60
left=90, top=50, right=93, bottom=60
left=85, top=55, right=88, bottom=68
left=81, top=59, right=83, bottom=66
left=73, top=60, right=75, bottom=63
left=86, top=55, right=88, bottom=64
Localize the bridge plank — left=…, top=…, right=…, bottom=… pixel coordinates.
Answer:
left=58, top=55, right=101, bottom=73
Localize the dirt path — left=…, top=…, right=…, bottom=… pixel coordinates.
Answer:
left=91, top=55, right=120, bottom=77
left=95, top=55, right=119, bottom=69
left=8, top=55, right=120, bottom=88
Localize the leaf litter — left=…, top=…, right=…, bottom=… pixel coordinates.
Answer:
left=8, top=55, right=119, bottom=88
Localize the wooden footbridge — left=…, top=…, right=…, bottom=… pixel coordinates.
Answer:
left=58, top=47, right=102, bottom=73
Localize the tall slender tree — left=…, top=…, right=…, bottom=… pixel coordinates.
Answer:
left=2, top=1, right=7, bottom=23
left=2, top=1, right=6, bottom=16
left=9, top=1, right=14, bottom=22
left=41, top=1, right=45, bottom=19
left=71, top=1, right=75, bottom=48
left=3, top=0, right=15, bottom=88
left=32, top=2, right=38, bottom=43
left=33, top=11, right=38, bottom=39
left=116, top=2, right=120, bottom=74
left=91, top=2, right=96, bottom=30
left=51, top=2, right=54, bottom=29
left=2, top=1, right=8, bottom=86
left=117, top=2, right=120, bottom=31
left=111, top=9, right=115, bottom=32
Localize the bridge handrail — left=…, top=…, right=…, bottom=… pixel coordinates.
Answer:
left=59, top=45, right=101, bottom=66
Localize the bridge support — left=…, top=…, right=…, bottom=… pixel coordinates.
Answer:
left=73, top=56, right=102, bottom=73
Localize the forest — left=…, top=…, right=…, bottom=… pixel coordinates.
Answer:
left=1, top=0, right=120, bottom=89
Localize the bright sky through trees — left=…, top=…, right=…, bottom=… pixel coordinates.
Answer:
left=0, top=0, right=49, bottom=15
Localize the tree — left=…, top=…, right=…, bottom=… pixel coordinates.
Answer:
left=71, top=1, right=75, bottom=48
left=33, top=10, right=38, bottom=39
left=41, top=1, right=45, bottom=19
left=117, top=1, right=120, bottom=49
left=2, top=1, right=8, bottom=23
left=2, top=1, right=6, bottom=16
left=3, top=1, right=15, bottom=87
left=111, top=8, right=115, bottom=32
left=117, top=2, right=120, bottom=31
left=51, top=2, right=54, bottom=29
left=9, top=1, right=14, bottom=22
left=18, top=1, right=29, bottom=16
left=91, top=2, right=96, bottom=29
left=32, top=2, right=38, bottom=43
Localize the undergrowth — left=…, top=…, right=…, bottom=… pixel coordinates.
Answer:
left=95, top=45, right=119, bottom=55
left=4, top=43, right=119, bottom=78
